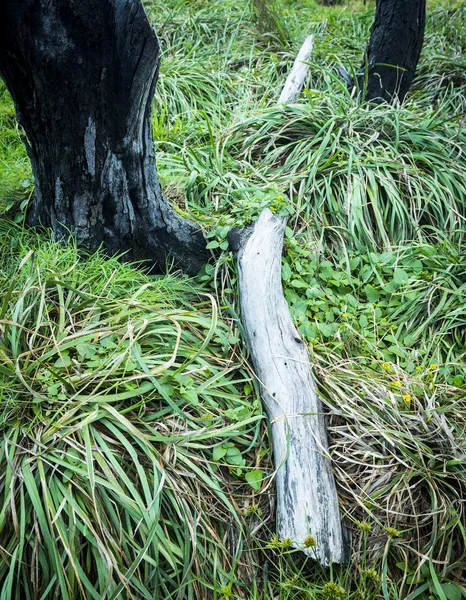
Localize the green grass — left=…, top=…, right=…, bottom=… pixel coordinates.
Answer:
left=1, top=0, right=466, bottom=598
left=0, top=225, right=267, bottom=599
left=0, top=88, right=32, bottom=212
left=224, top=91, right=466, bottom=247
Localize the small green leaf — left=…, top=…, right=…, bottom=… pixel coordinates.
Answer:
left=453, top=376, right=464, bottom=387
left=364, top=285, right=380, bottom=303
left=225, top=447, right=245, bottom=466
left=213, top=446, right=228, bottom=461
left=76, top=343, right=96, bottom=358
left=388, top=345, right=406, bottom=358
left=245, top=470, right=263, bottom=490
left=282, top=262, right=292, bottom=281
left=182, top=389, right=199, bottom=405
left=54, top=354, right=71, bottom=368
left=349, top=257, right=361, bottom=269
left=299, top=321, right=318, bottom=340
left=216, top=225, right=230, bottom=238
left=380, top=252, right=394, bottom=264
left=319, top=323, right=334, bottom=338
left=47, top=385, right=60, bottom=396
left=291, top=279, right=308, bottom=288
left=100, top=336, right=117, bottom=349
left=393, top=268, right=410, bottom=284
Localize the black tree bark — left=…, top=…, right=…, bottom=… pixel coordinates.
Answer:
left=359, top=0, right=426, bottom=103
left=0, top=0, right=209, bottom=273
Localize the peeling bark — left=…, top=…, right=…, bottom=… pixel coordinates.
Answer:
left=360, top=0, right=426, bottom=103
left=0, top=0, right=208, bottom=273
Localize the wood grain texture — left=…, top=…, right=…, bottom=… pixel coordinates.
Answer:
left=278, top=35, right=314, bottom=104
left=230, top=209, right=346, bottom=565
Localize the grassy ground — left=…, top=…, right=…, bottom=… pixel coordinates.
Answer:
left=1, top=0, right=466, bottom=598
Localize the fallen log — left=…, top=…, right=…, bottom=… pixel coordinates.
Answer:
left=229, top=37, right=346, bottom=566
left=229, top=210, right=346, bottom=566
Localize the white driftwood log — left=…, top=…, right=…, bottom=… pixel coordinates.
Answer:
left=229, top=209, right=346, bottom=566
left=278, top=35, right=315, bottom=104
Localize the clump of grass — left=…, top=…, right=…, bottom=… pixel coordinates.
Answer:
left=225, top=82, right=466, bottom=248
left=250, top=0, right=291, bottom=47
left=0, top=224, right=269, bottom=600
left=318, top=354, right=466, bottom=598
left=155, top=44, right=233, bottom=133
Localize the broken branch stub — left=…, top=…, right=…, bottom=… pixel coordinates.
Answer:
left=278, top=35, right=315, bottom=104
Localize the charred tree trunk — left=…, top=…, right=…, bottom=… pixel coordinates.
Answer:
left=359, top=0, right=426, bottom=103
left=0, top=0, right=208, bottom=273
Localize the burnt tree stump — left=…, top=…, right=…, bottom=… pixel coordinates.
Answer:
left=360, top=0, right=426, bottom=103
left=0, top=0, right=208, bottom=273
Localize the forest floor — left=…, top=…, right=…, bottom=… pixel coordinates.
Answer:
left=0, top=0, right=466, bottom=598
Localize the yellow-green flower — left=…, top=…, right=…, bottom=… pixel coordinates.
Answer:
left=355, top=520, right=372, bottom=532
left=304, top=534, right=317, bottom=548
left=282, top=575, right=299, bottom=589
left=385, top=526, right=402, bottom=538
left=393, top=380, right=402, bottom=387
left=402, top=394, right=411, bottom=403
left=245, top=504, right=262, bottom=517
left=430, top=363, right=438, bottom=370
left=267, top=535, right=293, bottom=550
left=363, top=568, right=380, bottom=582
left=322, top=582, right=346, bottom=597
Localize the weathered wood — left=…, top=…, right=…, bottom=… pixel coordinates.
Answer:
left=230, top=35, right=346, bottom=565
left=278, top=35, right=314, bottom=104
left=229, top=210, right=346, bottom=565
left=229, top=36, right=346, bottom=565
left=0, top=0, right=208, bottom=273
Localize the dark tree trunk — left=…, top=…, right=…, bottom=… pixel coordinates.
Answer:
left=359, top=0, right=426, bottom=104
left=0, top=0, right=208, bottom=273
